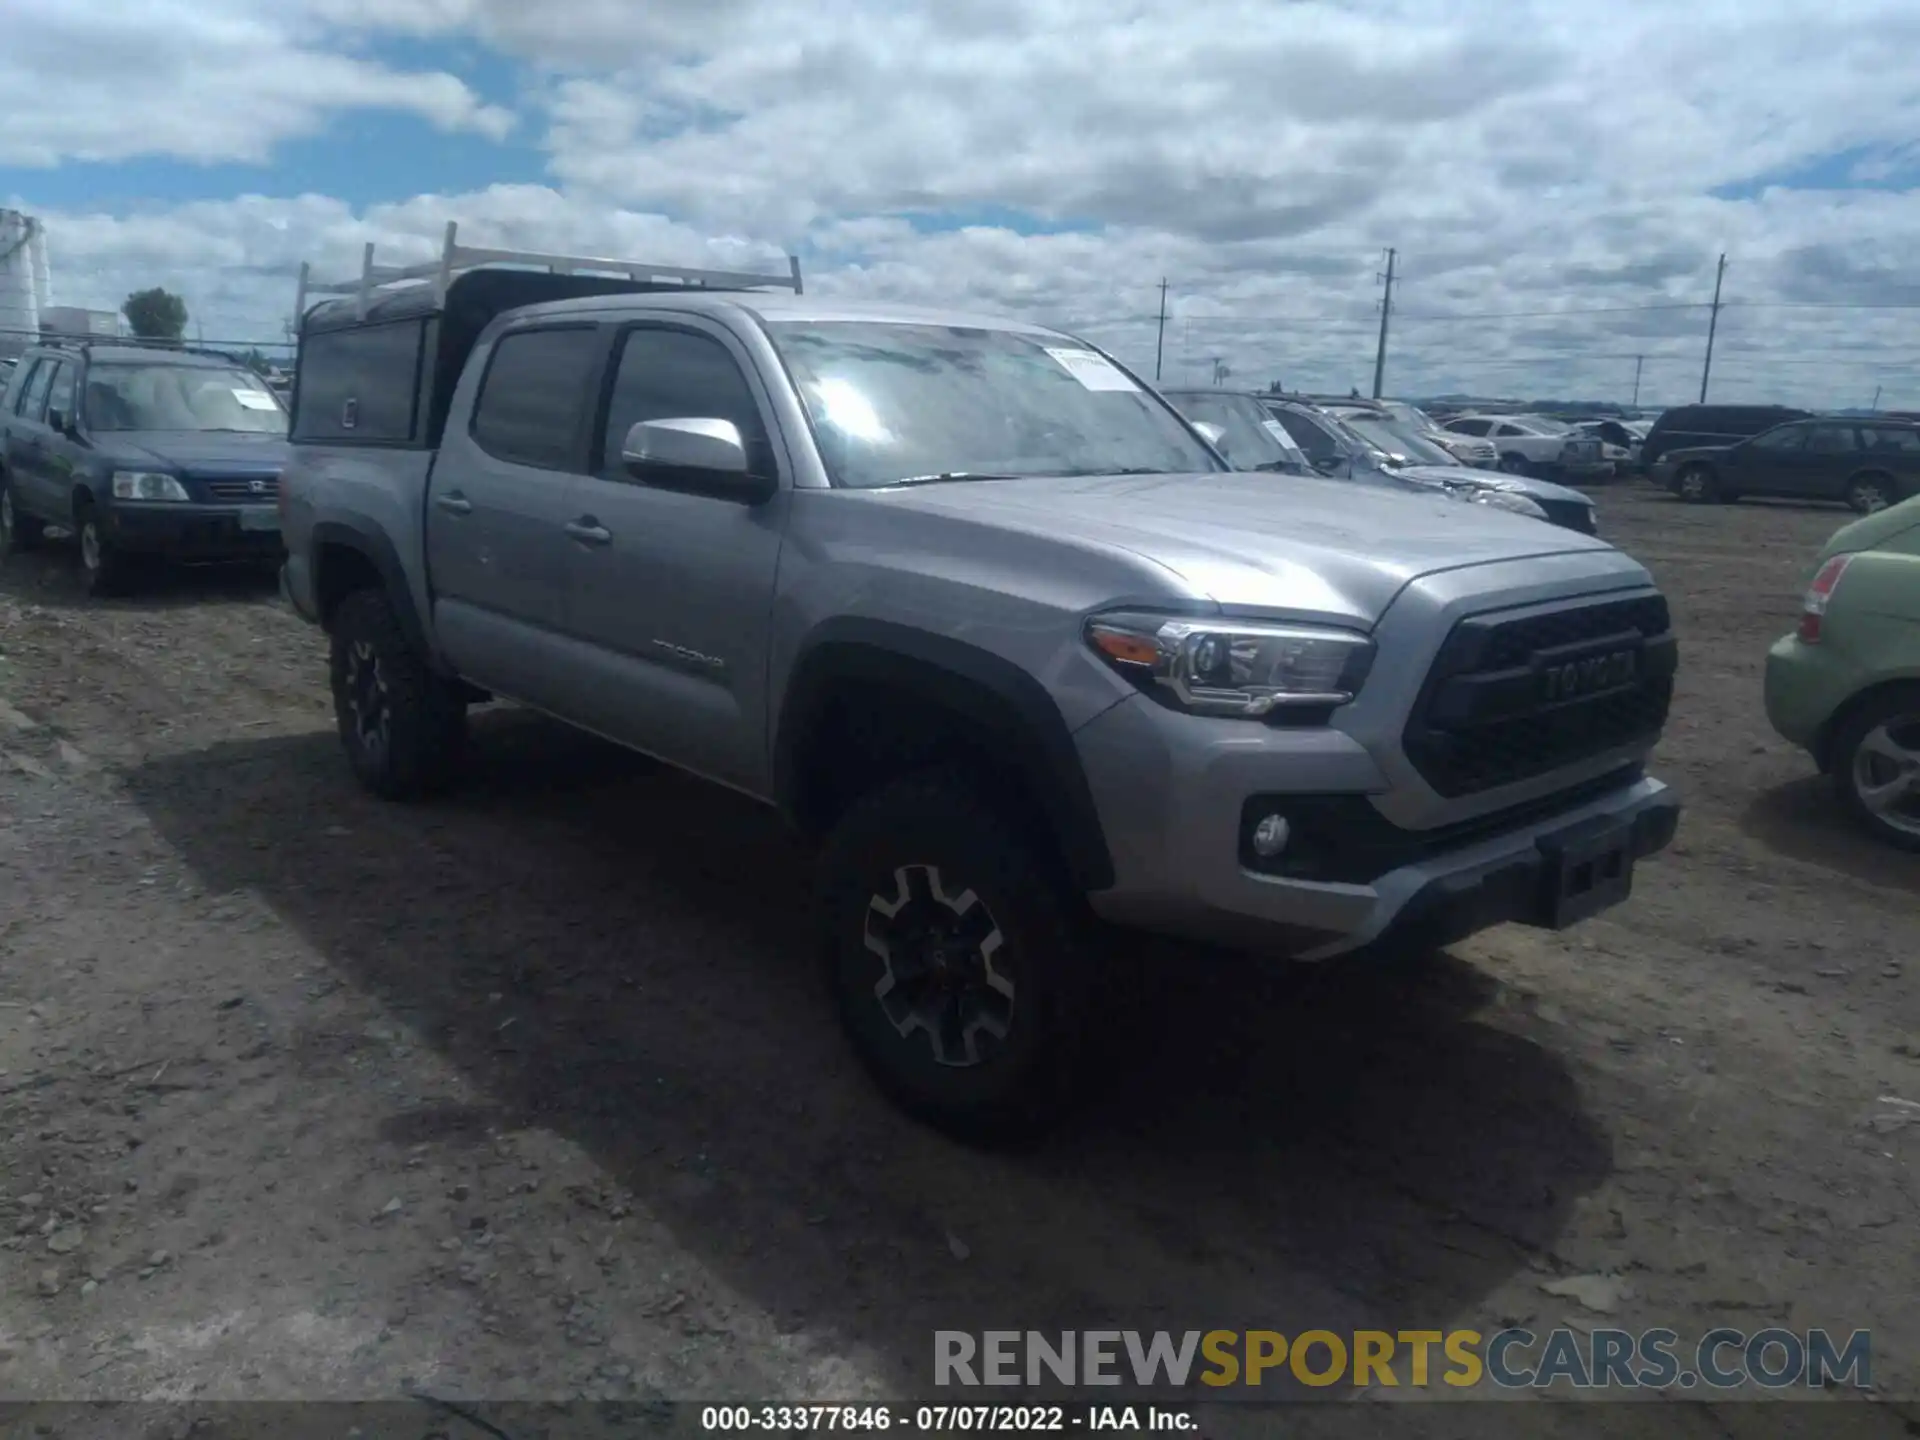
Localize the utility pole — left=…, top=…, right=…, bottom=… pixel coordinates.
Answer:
left=1153, top=278, right=1169, bottom=382
left=1871, top=385, right=1882, bottom=412
left=1699, top=253, right=1727, bottom=404
left=1631, top=355, right=1644, bottom=409
left=1371, top=247, right=1396, bottom=399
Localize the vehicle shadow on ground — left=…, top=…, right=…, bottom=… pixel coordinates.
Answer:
left=1741, top=775, right=1920, bottom=891
left=126, top=712, right=1612, bottom=1395
left=0, top=541, right=279, bottom=611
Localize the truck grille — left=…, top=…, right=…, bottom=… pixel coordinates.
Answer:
left=1403, top=593, right=1676, bottom=798
left=195, top=475, right=281, bottom=501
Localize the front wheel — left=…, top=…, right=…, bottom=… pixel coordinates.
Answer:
left=1831, top=687, right=1920, bottom=852
left=1675, top=463, right=1720, bottom=503
left=328, top=587, right=468, bottom=799
left=818, top=770, right=1090, bottom=1141
left=1498, top=452, right=1532, bottom=476
left=75, top=502, right=134, bottom=595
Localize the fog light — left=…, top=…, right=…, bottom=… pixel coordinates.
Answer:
left=1250, top=813, right=1290, bottom=858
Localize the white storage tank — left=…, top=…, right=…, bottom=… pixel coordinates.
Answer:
left=0, top=209, right=52, bottom=361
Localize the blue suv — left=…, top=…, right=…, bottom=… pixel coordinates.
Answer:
left=0, top=340, right=290, bottom=594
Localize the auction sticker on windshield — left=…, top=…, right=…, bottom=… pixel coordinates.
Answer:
left=232, top=389, right=280, bottom=411
left=1044, top=347, right=1138, bottom=392
left=1263, top=420, right=1304, bottom=452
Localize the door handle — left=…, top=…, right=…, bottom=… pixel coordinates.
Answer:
left=434, top=493, right=473, bottom=515
left=565, top=518, right=613, bottom=545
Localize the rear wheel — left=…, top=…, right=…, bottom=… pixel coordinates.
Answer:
left=0, top=479, right=45, bottom=557
left=1675, top=463, right=1721, bottom=503
left=818, top=769, right=1090, bottom=1141
left=1846, top=472, right=1896, bottom=515
left=328, top=587, right=468, bottom=799
left=1831, top=686, right=1920, bottom=852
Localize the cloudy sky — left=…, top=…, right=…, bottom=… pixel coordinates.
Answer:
left=4, top=0, right=1919, bottom=408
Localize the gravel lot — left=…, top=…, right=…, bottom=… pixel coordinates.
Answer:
left=0, top=485, right=1915, bottom=1436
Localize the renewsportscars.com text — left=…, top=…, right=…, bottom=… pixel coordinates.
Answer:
left=934, top=1328, right=1871, bottom=1392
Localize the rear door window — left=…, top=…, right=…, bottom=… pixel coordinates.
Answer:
left=1805, top=425, right=1858, bottom=455
left=1448, top=418, right=1492, bottom=436
left=470, top=326, right=601, bottom=471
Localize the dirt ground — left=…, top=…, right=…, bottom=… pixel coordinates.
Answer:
left=0, top=485, right=1916, bottom=1436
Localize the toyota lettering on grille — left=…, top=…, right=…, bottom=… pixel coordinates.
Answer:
left=1541, top=648, right=1637, bottom=703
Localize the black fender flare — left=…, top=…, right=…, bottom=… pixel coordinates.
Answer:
left=309, top=519, right=435, bottom=665
left=773, top=617, right=1115, bottom=892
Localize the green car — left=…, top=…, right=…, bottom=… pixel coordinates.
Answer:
left=1765, top=494, right=1920, bottom=849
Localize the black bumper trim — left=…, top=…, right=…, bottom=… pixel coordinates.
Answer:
left=103, top=503, right=283, bottom=559
left=1373, top=789, right=1680, bottom=952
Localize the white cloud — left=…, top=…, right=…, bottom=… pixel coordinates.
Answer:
left=0, top=0, right=511, bottom=167
left=8, top=0, right=1920, bottom=406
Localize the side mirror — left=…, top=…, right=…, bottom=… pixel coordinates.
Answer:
left=622, top=418, right=777, bottom=504
left=1192, top=420, right=1227, bottom=451
left=46, top=407, right=72, bottom=436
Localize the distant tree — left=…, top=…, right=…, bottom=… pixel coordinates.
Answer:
left=122, top=288, right=188, bottom=341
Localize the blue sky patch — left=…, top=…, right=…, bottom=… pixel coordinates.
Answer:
left=0, top=37, right=546, bottom=211
left=1713, top=143, right=1920, bottom=200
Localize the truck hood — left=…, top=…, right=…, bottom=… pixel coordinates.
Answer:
left=858, top=471, right=1617, bottom=627
left=95, top=430, right=291, bottom=474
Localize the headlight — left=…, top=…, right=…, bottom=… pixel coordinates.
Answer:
left=112, top=471, right=190, bottom=502
left=1464, top=489, right=1547, bottom=520
left=1086, top=611, right=1375, bottom=717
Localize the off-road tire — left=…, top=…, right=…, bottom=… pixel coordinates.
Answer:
left=818, top=768, right=1091, bottom=1142
left=328, top=587, right=467, bottom=800
left=0, top=478, right=45, bottom=557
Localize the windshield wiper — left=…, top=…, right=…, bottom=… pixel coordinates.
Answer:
left=883, top=472, right=1024, bottom=488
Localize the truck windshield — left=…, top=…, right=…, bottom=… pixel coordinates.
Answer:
left=82, top=364, right=288, bottom=434
left=764, top=321, right=1222, bottom=488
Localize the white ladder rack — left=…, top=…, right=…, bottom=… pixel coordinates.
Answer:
left=296, top=220, right=803, bottom=321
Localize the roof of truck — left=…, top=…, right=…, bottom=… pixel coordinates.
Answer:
left=499, top=289, right=1069, bottom=336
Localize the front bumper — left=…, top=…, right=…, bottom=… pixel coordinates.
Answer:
left=1557, top=459, right=1617, bottom=480
left=103, top=502, right=283, bottom=560
left=1764, top=630, right=1857, bottom=754
left=1075, top=695, right=1679, bottom=959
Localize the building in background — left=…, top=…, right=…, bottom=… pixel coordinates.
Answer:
left=39, top=306, right=123, bottom=339
left=0, top=209, right=53, bottom=362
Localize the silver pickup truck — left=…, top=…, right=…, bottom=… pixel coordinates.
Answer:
left=279, top=232, right=1680, bottom=1136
